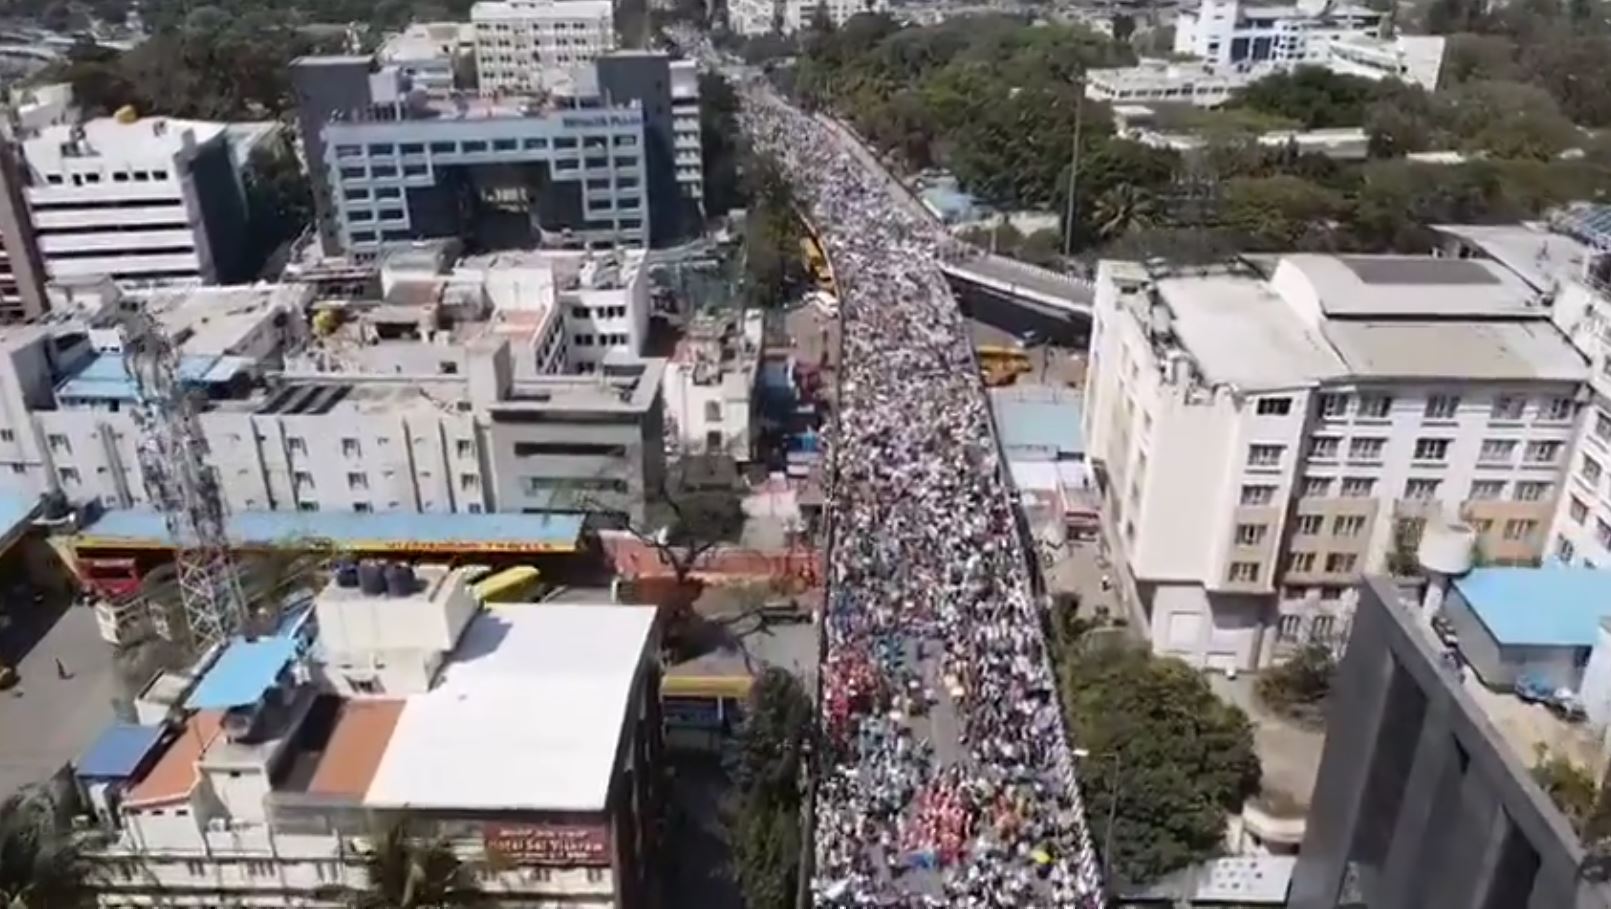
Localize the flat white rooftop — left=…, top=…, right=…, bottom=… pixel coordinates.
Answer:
left=1154, top=271, right=1345, bottom=389
left=364, top=603, right=657, bottom=812
left=1278, top=254, right=1543, bottom=319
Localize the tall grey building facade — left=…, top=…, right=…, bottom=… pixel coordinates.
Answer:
left=1290, top=577, right=1611, bottom=909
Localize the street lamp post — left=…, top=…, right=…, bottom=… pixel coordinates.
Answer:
left=1074, top=746, right=1126, bottom=889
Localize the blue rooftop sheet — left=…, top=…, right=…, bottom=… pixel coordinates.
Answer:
left=55, top=353, right=251, bottom=403
left=992, top=396, right=1084, bottom=458
left=1455, top=567, right=1611, bottom=647
left=76, top=722, right=166, bottom=779
left=80, top=508, right=584, bottom=550
left=186, top=635, right=300, bottom=710
left=0, top=492, right=40, bottom=541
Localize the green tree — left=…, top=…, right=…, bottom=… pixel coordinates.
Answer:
left=0, top=789, right=97, bottom=909
left=1062, top=645, right=1261, bottom=886
left=699, top=71, right=747, bottom=214
left=352, top=820, right=479, bottom=909
left=1220, top=174, right=1344, bottom=250
left=1233, top=66, right=1385, bottom=129
left=1092, top=183, right=1158, bottom=240
left=727, top=668, right=814, bottom=909
left=742, top=152, right=808, bottom=307
left=1534, top=749, right=1598, bottom=833
left=1255, top=641, right=1336, bottom=723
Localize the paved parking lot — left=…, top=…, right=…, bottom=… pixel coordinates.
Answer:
left=0, top=605, right=118, bottom=797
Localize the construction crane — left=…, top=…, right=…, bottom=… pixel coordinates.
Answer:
left=121, top=305, right=247, bottom=651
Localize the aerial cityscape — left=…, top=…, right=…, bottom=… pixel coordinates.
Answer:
left=1, top=0, right=1611, bottom=907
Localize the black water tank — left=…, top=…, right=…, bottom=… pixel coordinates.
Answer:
left=334, top=560, right=360, bottom=588
left=357, top=561, right=387, bottom=596
left=384, top=562, right=417, bottom=597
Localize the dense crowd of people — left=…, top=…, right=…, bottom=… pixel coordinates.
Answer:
left=735, top=78, right=1108, bottom=909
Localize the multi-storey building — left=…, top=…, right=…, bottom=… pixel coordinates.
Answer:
left=293, top=51, right=703, bottom=255
left=0, top=268, right=666, bottom=526
left=18, top=115, right=265, bottom=288
left=377, top=21, right=477, bottom=95
left=1084, top=254, right=1587, bottom=671
left=663, top=310, right=761, bottom=463
left=1433, top=208, right=1611, bottom=573
left=0, top=136, right=47, bottom=321
left=727, top=0, right=884, bottom=35
left=1172, top=0, right=1383, bottom=70
left=670, top=58, right=705, bottom=219
left=1292, top=574, right=1611, bottom=909
left=1323, top=33, right=1446, bottom=90
left=72, top=577, right=664, bottom=909
left=471, top=0, right=616, bottom=94
left=1083, top=60, right=1258, bottom=107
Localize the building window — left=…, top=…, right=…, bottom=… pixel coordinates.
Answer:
left=456, top=439, right=475, bottom=458
left=586, top=867, right=606, bottom=884
left=294, top=471, right=315, bottom=490
left=1599, top=520, right=1611, bottom=549
left=704, top=400, right=722, bottom=422
left=1227, top=561, right=1260, bottom=583
left=1543, top=396, right=1574, bottom=421
left=1307, top=436, right=1340, bottom=460
left=1332, top=515, right=1366, bottom=537
left=1490, top=395, right=1525, bottom=421
left=342, top=438, right=362, bottom=458
left=1424, top=395, right=1460, bottom=419
left=1476, top=440, right=1516, bottom=464
left=1596, top=411, right=1611, bottom=442
left=1526, top=440, right=1563, bottom=464
left=1469, top=479, right=1505, bottom=500
left=1403, top=478, right=1441, bottom=500
left=1277, top=614, right=1303, bottom=641
left=287, top=436, right=307, bottom=455
left=1235, top=523, right=1267, bottom=545
left=46, top=433, right=69, bottom=454
left=1318, top=392, right=1349, bottom=417
left=1240, top=484, right=1276, bottom=505
left=1557, top=535, right=1577, bottom=562
left=461, top=473, right=480, bottom=491
left=1294, top=514, right=1323, bottom=535
left=347, top=472, right=368, bottom=491
left=1339, top=477, right=1375, bottom=498
left=1412, top=438, right=1450, bottom=461
left=58, top=467, right=79, bottom=485
left=1514, top=481, right=1553, bottom=502
left=1324, top=553, right=1358, bottom=574
left=1288, top=552, right=1316, bottom=573
left=1585, top=455, right=1606, bottom=486
left=1357, top=394, right=1393, bottom=418
left=1348, top=437, right=1385, bottom=461
left=1256, top=396, right=1292, bottom=415
left=1469, top=517, right=1494, bottom=535
left=1503, top=518, right=1539, bottom=542
left=1300, top=477, right=1330, bottom=498
left=1311, top=614, right=1337, bottom=641
left=185, top=860, right=206, bottom=876
left=0, top=429, right=13, bottom=442
left=1571, top=496, right=1590, bottom=524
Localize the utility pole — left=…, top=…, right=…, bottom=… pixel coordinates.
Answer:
left=1063, top=85, right=1084, bottom=260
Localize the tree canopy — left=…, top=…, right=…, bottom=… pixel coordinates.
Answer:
left=0, top=789, right=97, bottom=909
left=1061, top=644, right=1261, bottom=886
left=726, top=668, right=815, bottom=909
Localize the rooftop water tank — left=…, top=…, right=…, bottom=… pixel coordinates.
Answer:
left=334, top=560, right=360, bottom=588
left=358, top=561, right=387, bottom=596
left=1418, top=521, right=1476, bottom=577
left=384, top=562, right=417, bottom=597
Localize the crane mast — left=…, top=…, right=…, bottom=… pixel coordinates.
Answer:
left=121, top=306, right=246, bottom=650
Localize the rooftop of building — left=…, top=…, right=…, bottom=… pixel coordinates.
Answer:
left=379, top=21, right=474, bottom=61
left=293, top=697, right=407, bottom=798
left=988, top=386, right=1085, bottom=458
left=1112, top=253, right=1589, bottom=390
left=364, top=603, right=657, bottom=811
left=1086, top=59, right=1253, bottom=88
left=76, top=507, right=586, bottom=554
left=1432, top=219, right=1597, bottom=295
left=1453, top=567, right=1611, bottom=648
left=75, top=723, right=167, bottom=780
left=123, top=711, right=224, bottom=808
left=470, top=0, right=614, bottom=20
left=20, top=114, right=251, bottom=170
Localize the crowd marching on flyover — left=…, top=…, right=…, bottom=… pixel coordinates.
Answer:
left=729, top=68, right=1110, bottom=909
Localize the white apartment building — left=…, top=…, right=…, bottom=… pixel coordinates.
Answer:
left=1173, top=0, right=1383, bottom=71
left=670, top=59, right=705, bottom=216
left=1433, top=209, right=1611, bottom=572
left=1322, top=33, right=1446, bottom=91
left=377, top=21, right=476, bottom=95
left=471, top=0, right=616, bottom=94
left=663, top=310, right=761, bottom=463
left=0, top=271, right=667, bottom=526
left=20, top=115, right=267, bottom=288
left=1085, top=254, right=1587, bottom=671
left=1085, top=61, right=1258, bottom=108
left=73, top=584, right=663, bottom=909
left=727, top=0, right=885, bottom=35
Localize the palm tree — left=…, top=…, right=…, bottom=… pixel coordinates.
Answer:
left=1093, top=184, right=1159, bottom=240
left=0, top=789, right=97, bottom=909
left=352, top=820, right=480, bottom=909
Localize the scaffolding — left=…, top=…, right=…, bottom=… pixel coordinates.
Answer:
left=121, top=305, right=246, bottom=651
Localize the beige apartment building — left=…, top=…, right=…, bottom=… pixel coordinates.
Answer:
left=1084, top=254, right=1588, bottom=670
